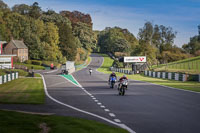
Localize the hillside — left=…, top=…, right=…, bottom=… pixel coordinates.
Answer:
left=153, top=56, right=200, bottom=74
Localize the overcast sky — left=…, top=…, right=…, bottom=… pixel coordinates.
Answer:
left=3, top=0, right=200, bottom=47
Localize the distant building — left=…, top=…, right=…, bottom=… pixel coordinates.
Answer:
left=3, top=40, right=28, bottom=62
left=0, top=41, right=16, bottom=69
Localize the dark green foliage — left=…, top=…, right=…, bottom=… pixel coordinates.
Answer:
left=32, top=60, right=42, bottom=65
left=28, top=2, right=42, bottom=19
left=25, top=60, right=32, bottom=64
left=12, top=4, right=30, bottom=15
left=58, top=23, right=77, bottom=61
left=73, top=22, right=97, bottom=51
left=98, top=27, right=137, bottom=54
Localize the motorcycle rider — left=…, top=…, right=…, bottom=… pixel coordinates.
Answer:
left=89, top=68, right=92, bottom=75
left=109, top=72, right=117, bottom=82
left=118, top=75, right=128, bottom=89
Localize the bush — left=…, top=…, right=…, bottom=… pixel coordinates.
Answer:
left=25, top=60, right=32, bottom=64
left=32, top=60, right=42, bottom=65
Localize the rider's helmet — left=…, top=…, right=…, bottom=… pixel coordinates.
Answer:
left=123, top=75, right=126, bottom=78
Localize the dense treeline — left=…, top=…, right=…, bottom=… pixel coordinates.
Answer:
left=0, top=1, right=93, bottom=63
left=133, top=22, right=190, bottom=65
left=0, top=0, right=198, bottom=65
left=97, top=22, right=190, bottom=65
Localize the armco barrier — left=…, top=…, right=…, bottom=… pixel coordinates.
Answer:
left=149, top=71, right=152, bottom=77
left=162, top=72, right=165, bottom=79
left=157, top=72, right=161, bottom=78
left=153, top=72, right=155, bottom=77
left=0, top=72, right=19, bottom=85
left=110, top=67, right=133, bottom=75
left=199, top=74, right=200, bottom=82
left=145, top=70, right=147, bottom=76
left=168, top=73, right=172, bottom=80
left=175, top=73, right=179, bottom=81
left=145, top=71, right=200, bottom=82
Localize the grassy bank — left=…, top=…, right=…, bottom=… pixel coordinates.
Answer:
left=97, top=54, right=114, bottom=74
left=98, top=54, right=200, bottom=92
left=152, top=56, right=200, bottom=74
left=0, top=69, right=40, bottom=77
left=75, top=56, right=92, bottom=71
left=0, top=77, right=44, bottom=104
left=0, top=110, right=128, bottom=133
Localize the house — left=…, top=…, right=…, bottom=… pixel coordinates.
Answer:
left=3, top=40, right=28, bottom=62
left=0, top=41, right=16, bottom=69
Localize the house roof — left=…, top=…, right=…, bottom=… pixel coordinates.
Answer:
left=11, top=40, right=28, bottom=49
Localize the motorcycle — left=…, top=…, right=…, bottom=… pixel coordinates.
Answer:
left=89, top=69, right=92, bottom=75
left=109, top=76, right=117, bottom=88
left=118, top=79, right=128, bottom=96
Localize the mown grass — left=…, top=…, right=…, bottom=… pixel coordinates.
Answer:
left=75, top=56, right=92, bottom=71
left=97, top=54, right=114, bottom=73
left=98, top=54, right=200, bottom=92
left=0, top=69, right=40, bottom=77
left=0, top=110, right=128, bottom=133
left=0, top=78, right=44, bottom=104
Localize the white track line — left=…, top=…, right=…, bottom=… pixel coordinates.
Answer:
left=105, top=109, right=110, bottom=112
left=109, top=113, right=116, bottom=117
left=41, top=74, right=135, bottom=133
left=114, top=119, right=121, bottom=123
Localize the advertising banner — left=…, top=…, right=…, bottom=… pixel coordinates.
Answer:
left=124, top=56, right=146, bottom=63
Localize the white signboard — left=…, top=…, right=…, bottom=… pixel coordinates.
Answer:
left=0, top=57, right=11, bottom=62
left=124, top=56, right=146, bottom=63
left=66, top=61, right=75, bottom=70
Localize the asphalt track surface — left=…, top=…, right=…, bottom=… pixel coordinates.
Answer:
left=1, top=53, right=200, bottom=133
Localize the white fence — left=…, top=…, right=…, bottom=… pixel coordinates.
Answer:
left=0, top=72, right=18, bottom=85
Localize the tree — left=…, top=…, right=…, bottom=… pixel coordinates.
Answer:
left=29, top=2, right=42, bottom=19
left=182, top=25, right=200, bottom=56
left=136, top=22, right=178, bottom=64
left=0, top=0, right=9, bottom=10
left=98, top=27, right=137, bottom=54
left=58, top=23, right=77, bottom=61
left=73, top=22, right=96, bottom=50
left=12, top=4, right=30, bottom=15
left=42, top=22, right=64, bottom=62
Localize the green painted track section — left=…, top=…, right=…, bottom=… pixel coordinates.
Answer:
left=61, top=75, right=79, bottom=86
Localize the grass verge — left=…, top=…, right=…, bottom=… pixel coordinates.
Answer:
left=75, top=56, right=92, bottom=71
left=0, top=78, right=44, bottom=104
left=97, top=54, right=200, bottom=92
left=0, top=110, right=128, bottom=133
left=97, top=54, right=114, bottom=74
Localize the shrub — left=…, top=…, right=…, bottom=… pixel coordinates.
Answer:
left=32, top=60, right=42, bottom=65
left=25, top=60, right=32, bottom=64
